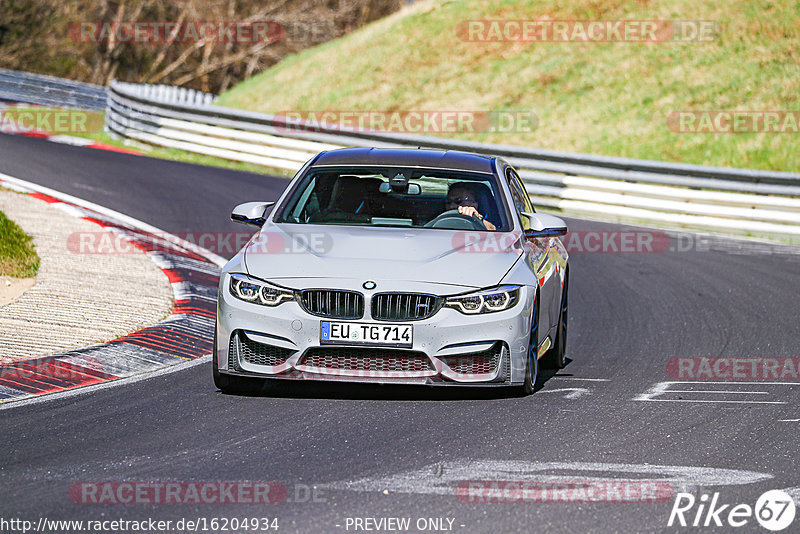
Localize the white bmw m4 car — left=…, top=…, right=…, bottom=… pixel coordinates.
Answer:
left=214, top=148, right=569, bottom=395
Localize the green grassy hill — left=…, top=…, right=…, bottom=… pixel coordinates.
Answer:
left=217, top=0, right=800, bottom=171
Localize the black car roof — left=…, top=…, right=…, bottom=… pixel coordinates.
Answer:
left=310, top=148, right=496, bottom=173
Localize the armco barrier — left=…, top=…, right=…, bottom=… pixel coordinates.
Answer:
left=3, top=70, right=799, bottom=239
left=106, top=79, right=800, bottom=239
left=0, top=68, right=106, bottom=110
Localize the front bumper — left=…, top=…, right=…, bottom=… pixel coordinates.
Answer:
left=216, top=275, right=535, bottom=386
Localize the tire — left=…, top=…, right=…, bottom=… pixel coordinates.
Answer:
left=212, top=328, right=263, bottom=394
left=515, top=293, right=539, bottom=396
left=542, top=270, right=568, bottom=370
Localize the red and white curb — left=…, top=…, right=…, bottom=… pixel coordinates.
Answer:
left=0, top=101, right=143, bottom=155
left=0, top=173, right=226, bottom=404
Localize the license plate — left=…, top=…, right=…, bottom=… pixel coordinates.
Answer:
left=320, top=321, right=413, bottom=347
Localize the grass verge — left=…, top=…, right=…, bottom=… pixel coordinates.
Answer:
left=216, top=0, right=800, bottom=172
left=0, top=206, right=40, bottom=278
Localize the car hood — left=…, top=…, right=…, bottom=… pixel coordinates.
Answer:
left=242, top=223, right=523, bottom=289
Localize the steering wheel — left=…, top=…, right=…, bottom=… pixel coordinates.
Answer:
left=423, top=209, right=486, bottom=230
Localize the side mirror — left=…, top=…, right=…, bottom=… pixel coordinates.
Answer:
left=521, top=212, right=568, bottom=238
left=231, top=201, right=275, bottom=227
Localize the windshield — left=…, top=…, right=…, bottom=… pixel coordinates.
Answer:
left=274, top=166, right=510, bottom=231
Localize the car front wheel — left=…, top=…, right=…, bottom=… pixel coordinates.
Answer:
left=212, top=327, right=264, bottom=394
left=542, top=270, right=568, bottom=370
left=516, top=294, right=539, bottom=396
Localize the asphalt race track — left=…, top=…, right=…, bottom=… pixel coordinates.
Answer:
left=1, top=132, right=799, bottom=533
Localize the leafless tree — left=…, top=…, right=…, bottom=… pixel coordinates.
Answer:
left=0, top=0, right=407, bottom=93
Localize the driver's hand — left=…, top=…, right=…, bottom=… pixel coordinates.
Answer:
left=458, top=206, right=496, bottom=230
left=458, top=206, right=480, bottom=218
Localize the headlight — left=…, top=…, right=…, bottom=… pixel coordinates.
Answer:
left=229, top=273, right=294, bottom=306
left=445, top=285, right=520, bottom=314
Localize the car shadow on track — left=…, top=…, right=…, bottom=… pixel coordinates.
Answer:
left=217, top=359, right=573, bottom=401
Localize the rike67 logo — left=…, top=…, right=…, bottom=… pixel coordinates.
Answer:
left=668, top=490, right=796, bottom=531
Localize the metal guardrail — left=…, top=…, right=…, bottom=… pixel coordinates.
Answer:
left=106, top=79, right=800, bottom=239
left=0, top=69, right=107, bottom=110
left=2, top=69, right=796, bottom=240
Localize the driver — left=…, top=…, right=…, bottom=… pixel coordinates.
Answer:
left=445, top=182, right=496, bottom=230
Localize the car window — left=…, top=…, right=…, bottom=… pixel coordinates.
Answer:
left=505, top=168, right=534, bottom=229
left=274, top=166, right=511, bottom=231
